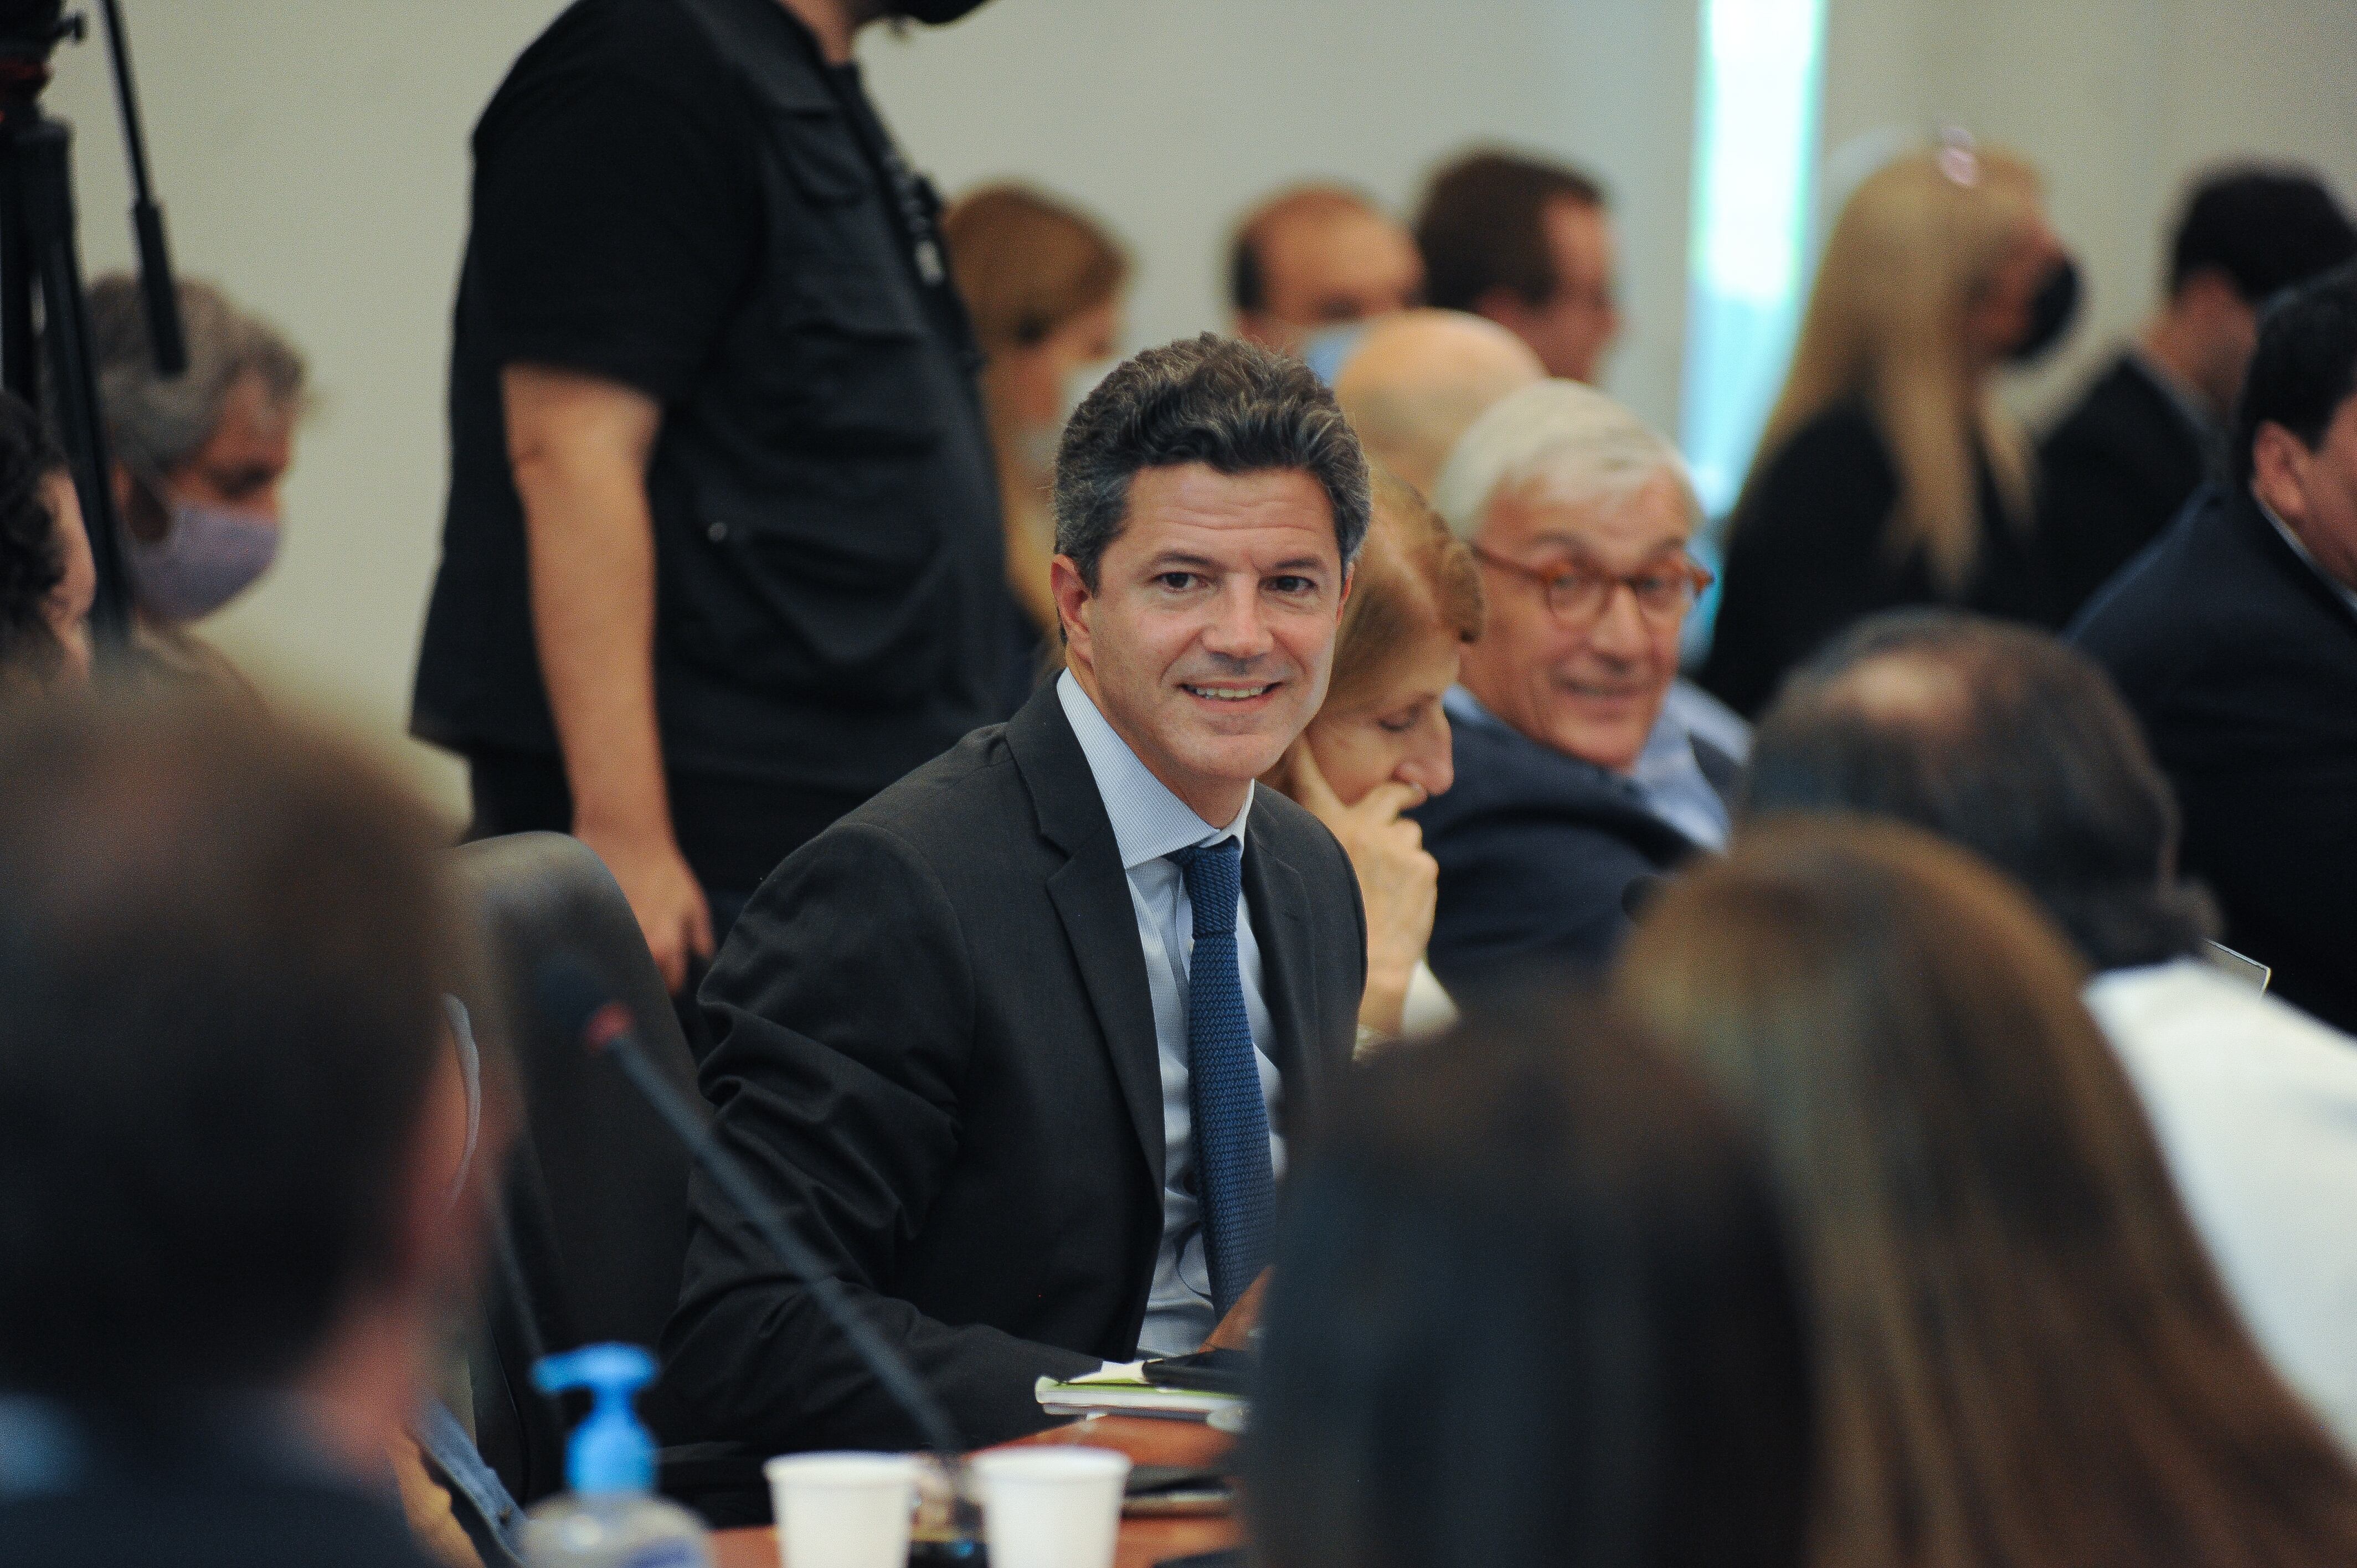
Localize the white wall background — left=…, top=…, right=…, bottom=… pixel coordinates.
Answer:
left=40, top=0, right=2357, bottom=816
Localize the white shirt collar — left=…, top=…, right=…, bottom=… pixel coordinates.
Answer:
left=1057, top=670, right=1252, bottom=871
left=2254, top=488, right=2357, bottom=617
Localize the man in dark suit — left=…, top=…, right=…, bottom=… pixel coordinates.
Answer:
left=0, top=693, right=490, bottom=1568
left=662, top=336, right=1371, bottom=1455
left=1412, top=380, right=1738, bottom=990
left=2073, top=264, right=2357, bottom=1036
left=2041, top=168, right=2355, bottom=620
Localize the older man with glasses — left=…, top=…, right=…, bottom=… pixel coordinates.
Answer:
left=1413, top=379, right=1741, bottom=989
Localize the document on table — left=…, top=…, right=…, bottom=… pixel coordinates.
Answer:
left=1035, top=1361, right=1245, bottom=1421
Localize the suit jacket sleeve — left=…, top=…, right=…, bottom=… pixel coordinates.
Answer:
left=661, top=821, right=1099, bottom=1453
left=1423, top=811, right=1657, bottom=994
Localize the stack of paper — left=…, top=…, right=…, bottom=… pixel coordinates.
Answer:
left=1035, top=1361, right=1246, bottom=1421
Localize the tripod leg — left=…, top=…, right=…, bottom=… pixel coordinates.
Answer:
left=13, top=116, right=133, bottom=645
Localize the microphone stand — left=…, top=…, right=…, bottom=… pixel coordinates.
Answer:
left=558, top=968, right=986, bottom=1557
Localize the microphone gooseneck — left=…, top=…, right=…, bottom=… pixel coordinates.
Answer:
left=533, top=956, right=974, bottom=1473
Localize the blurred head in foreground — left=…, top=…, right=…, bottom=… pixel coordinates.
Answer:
left=1741, top=609, right=2216, bottom=971
left=0, top=689, right=495, bottom=1466
left=1247, top=1002, right=1811, bottom=1568
left=1616, top=818, right=2357, bottom=1568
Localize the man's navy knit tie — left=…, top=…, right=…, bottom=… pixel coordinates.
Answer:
left=1169, top=838, right=1274, bottom=1321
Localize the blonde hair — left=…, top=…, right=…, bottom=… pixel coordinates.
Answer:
left=943, top=184, right=1129, bottom=360
left=1747, top=147, right=2044, bottom=592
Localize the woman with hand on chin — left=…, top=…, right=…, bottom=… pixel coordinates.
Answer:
left=1265, top=470, right=1483, bottom=1046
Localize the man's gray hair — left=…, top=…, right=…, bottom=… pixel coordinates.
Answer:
left=1053, top=333, right=1371, bottom=587
left=89, top=274, right=307, bottom=476
left=1429, top=379, right=1699, bottom=543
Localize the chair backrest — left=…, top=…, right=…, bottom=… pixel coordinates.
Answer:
left=447, top=832, right=709, bottom=1502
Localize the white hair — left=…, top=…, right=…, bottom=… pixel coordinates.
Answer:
left=1428, top=379, right=1699, bottom=543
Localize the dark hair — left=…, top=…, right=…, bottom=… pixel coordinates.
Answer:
left=1053, top=333, right=1371, bottom=587
left=2233, top=261, right=2357, bottom=487
left=1227, top=184, right=1384, bottom=317
left=1246, top=998, right=1812, bottom=1568
left=2168, top=167, right=2356, bottom=304
left=1620, top=819, right=2357, bottom=1568
left=1739, top=609, right=2215, bottom=970
left=0, top=389, right=71, bottom=678
left=1414, top=149, right=1605, bottom=313
left=0, top=689, right=456, bottom=1408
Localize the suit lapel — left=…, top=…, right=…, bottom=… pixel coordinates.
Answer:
left=1242, top=814, right=1315, bottom=1093
left=1008, top=689, right=1167, bottom=1188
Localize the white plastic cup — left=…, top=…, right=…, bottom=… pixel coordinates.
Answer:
left=971, top=1446, right=1133, bottom=1568
left=764, top=1451, right=919, bottom=1568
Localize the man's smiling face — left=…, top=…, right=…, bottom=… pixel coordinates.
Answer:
left=1054, top=462, right=1350, bottom=826
left=1458, top=469, right=1691, bottom=773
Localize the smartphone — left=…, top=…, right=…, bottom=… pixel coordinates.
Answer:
left=1140, top=1348, right=1253, bottom=1396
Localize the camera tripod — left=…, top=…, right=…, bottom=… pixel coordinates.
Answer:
left=0, top=0, right=180, bottom=647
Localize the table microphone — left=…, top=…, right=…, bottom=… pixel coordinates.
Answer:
left=534, top=955, right=985, bottom=1549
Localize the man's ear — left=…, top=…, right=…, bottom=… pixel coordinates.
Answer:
left=2251, top=422, right=2311, bottom=525
left=1050, top=554, right=1093, bottom=664
left=1339, top=559, right=1355, bottom=608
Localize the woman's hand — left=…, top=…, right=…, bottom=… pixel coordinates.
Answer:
left=1283, top=742, right=1438, bottom=1036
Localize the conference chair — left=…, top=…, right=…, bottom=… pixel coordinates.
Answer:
left=447, top=832, right=708, bottom=1504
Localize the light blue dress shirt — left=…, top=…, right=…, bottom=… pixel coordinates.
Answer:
left=1443, top=678, right=1746, bottom=852
left=1056, top=672, right=1284, bottom=1356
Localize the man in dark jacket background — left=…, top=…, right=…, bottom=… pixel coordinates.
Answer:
left=2040, top=167, right=2354, bottom=620
left=1414, top=379, right=1736, bottom=991
left=2072, top=264, right=2357, bottom=1036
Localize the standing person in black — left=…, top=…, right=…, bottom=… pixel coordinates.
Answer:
left=1699, top=143, right=2080, bottom=717
left=2072, top=266, right=2357, bottom=1038
left=2040, top=168, right=2356, bottom=620
left=411, top=0, right=1004, bottom=997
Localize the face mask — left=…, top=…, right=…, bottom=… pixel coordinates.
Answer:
left=1014, top=358, right=1119, bottom=476
left=893, top=0, right=991, bottom=23
left=2008, top=256, right=2082, bottom=364
left=126, top=496, right=281, bottom=622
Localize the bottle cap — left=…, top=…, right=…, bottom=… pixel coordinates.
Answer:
left=534, top=1343, right=657, bottom=1495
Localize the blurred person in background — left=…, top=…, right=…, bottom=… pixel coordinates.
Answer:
left=1414, top=380, right=1730, bottom=989
left=2041, top=167, right=2356, bottom=617
left=1246, top=998, right=1810, bottom=1568
left=1413, top=149, right=1620, bottom=384
left=944, top=182, right=1131, bottom=649
left=2073, top=264, right=2357, bottom=1039
left=413, top=0, right=1006, bottom=998
left=1618, top=818, right=2357, bottom=1568
left=90, top=274, right=307, bottom=654
left=1331, top=308, right=1543, bottom=496
left=0, top=391, right=95, bottom=695
left=0, top=692, right=501, bottom=1568
left=1263, top=470, right=1482, bottom=1043
left=1743, top=608, right=2357, bottom=1451
left=1228, top=183, right=1423, bottom=358
left=1700, top=143, right=2077, bottom=717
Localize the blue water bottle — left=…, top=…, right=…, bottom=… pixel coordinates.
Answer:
left=521, top=1344, right=712, bottom=1568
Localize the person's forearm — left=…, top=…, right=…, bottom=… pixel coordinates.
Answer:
left=506, top=375, right=672, bottom=843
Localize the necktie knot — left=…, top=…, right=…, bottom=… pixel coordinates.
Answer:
left=1169, top=839, right=1241, bottom=938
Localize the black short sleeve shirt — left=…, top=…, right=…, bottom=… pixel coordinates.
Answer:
left=413, top=0, right=1007, bottom=805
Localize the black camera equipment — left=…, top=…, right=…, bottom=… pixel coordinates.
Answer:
left=0, top=0, right=181, bottom=646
